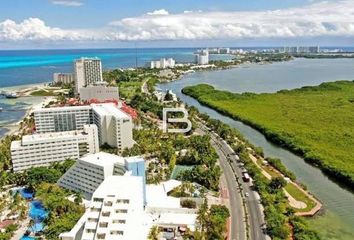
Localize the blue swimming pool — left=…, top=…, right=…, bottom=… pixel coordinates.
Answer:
left=20, top=236, right=37, bottom=240
left=20, top=188, right=34, bottom=199
left=29, top=201, right=48, bottom=226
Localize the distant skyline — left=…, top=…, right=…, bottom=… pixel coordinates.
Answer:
left=0, top=0, right=353, bottom=49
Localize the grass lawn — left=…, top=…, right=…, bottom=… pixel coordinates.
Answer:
left=170, top=165, right=194, bottom=179
left=256, top=158, right=280, bottom=178
left=183, top=81, right=354, bottom=188
left=118, top=81, right=142, bottom=99
left=30, top=89, right=58, bottom=96
left=285, top=182, right=315, bottom=212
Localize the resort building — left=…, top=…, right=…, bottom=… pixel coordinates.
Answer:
left=195, top=49, right=209, bottom=65
left=150, top=58, right=175, bottom=69
left=34, top=103, right=134, bottom=152
left=59, top=175, right=148, bottom=240
left=74, top=58, right=103, bottom=95
left=91, top=103, right=134, bottom=151
left=53, top=73, right=74, bottom=85
left=59, top=177, right=198, bottom=240
left=57, top=152, right=145, bottom=200
left=282, top=46, right=320, bottom=54
left=11, top=124, right=99, bottom=172
left=34, top=105, right=92, bottom=133
left=79, top=82, right=119, bottom=102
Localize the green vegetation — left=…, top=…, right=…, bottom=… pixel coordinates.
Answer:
left=180, top=199, right=197, bottom=209
left=103, top=68, right=158, bottom=100
left=36, top=183, right=85, bottom=240
left=196, top=112, right=319, bottom=240
left=30, top=89, right=57, bottom=96
left=0, top=224, right=18, bottom=240
left=285, top=183, right=315, bottom=213
left=183, top=81, right=354, bottom=188
left=290, top=217, right=320, bottom=240
left=185, top=200, right=230, bottom=240
left=266, top=157, right=296, bottom=181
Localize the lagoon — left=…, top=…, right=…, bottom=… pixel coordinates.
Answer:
left=158, top=58, right=354, bottom=240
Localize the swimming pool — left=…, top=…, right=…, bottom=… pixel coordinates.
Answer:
left=29, top=201, right=47, bottom=222
left=20, top=236, right=36, bottom=240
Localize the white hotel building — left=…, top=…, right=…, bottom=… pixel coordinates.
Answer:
left=11, top=124, right=99, bottom=172
left=53, top=73, right=74, bottom=85
left=58, top=152, right=145, bottom=200
left=195, top=49, right=209, bottom=65
left=79, top=82, right=119, bottom=102
left=91, top=104, right=134, bottom=151
left=34, top=105, right=92, bottom=133
left=150, top=58, right=175, bottom=69
left=34, top=103, right=134, bottom=152
left=60, top=176, right=148, bottom=240
left=75, top=58, right=103, bottom=95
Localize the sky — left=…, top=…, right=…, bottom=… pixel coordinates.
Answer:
left=0, top=0, right=353, bottom=49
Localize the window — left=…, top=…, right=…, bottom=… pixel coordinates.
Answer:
left=115, top=209, right=128, bottom=214
left=102, top=212, right=110, bottom=217
left=110, top=230, right=124, bottom=235
left=97, top=233, right=106, bottom=239
left=99, top=222, right=108, bottom=228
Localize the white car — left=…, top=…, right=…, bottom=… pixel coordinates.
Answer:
left=245, top=192, right=249, bottom=197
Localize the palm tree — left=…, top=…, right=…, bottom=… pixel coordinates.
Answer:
left=148, top=226, right=160, bottom=240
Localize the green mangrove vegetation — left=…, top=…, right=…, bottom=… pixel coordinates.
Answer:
left=183, top=81, right=354, bottom=189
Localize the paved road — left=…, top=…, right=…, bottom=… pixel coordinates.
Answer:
left=197, top=123, right=268, bottom=240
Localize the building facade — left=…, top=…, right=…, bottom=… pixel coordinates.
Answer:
left=34, top=103, right=134, bottom=151
left=53, top=73, right=74, bottom=85
left=282, top=46, right=320, bottom=54
left=91, top=104, right=134, bottom=151
left=59, top=175, right=148, bottom=240
left=150, top=58, right=175, bottom=69
left=11, top=125, right=99, bottom=172
left=195, top=49, right=209, bottom=65
left=79, top=83, right=119, bottom=102
left=34, top=105, right=92, bottom=133
left=75, top=58, right=103, bottom=95
left=57, top=152, right=145, bottom=199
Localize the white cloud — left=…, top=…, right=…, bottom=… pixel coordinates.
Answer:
left=146, top=9, right=169, bottom=16
left=0, top=18, right=84, bottom=41
left=51, top=0, right=83, bottom=7
left=107, top=1, right=354, bottom=41
left=1, top=1, right=354, bottom=43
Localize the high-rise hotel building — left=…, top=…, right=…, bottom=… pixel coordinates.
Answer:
left=74, top=57, right=103, bottom=95
left=34, top=105, right=92, bottom=133
left=33, top=103, right=134, bottom=152
left=91, top=104, right=134, bottom=151
left=57, top=152, right=145, bottom=199
left=11, top=124, right=99, bottom=172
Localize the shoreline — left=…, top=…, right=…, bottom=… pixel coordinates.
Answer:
left=0, top=82, right=54, bottom=139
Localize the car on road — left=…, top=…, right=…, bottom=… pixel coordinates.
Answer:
left=245, top=192, right=249, bottom=197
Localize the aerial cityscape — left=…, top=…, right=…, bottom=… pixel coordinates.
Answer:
left=0, top=1, right=354, bottom=240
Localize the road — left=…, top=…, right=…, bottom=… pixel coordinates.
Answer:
left=197, top=123, right=268, bottom=240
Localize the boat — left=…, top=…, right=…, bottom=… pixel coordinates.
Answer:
left=5, top=92, right=18, bottom=98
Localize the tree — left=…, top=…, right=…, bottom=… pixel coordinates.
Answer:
left=148, top=226, right=160, bottom=240
left=181, top=199, right=197, bottom=209
left=269, top=177, right=287, bottom=192
left=26, top=167, right=62, bottom=188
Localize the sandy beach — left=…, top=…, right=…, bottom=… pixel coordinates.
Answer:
left=0, top=82, right=55, bottom=139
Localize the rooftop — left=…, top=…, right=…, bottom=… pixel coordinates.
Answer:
left=79, top=152, right=126, bottom=167
left=11, top=125, right=96, bottom=148
left=34, top=104, right=91, bottom=113
left=93, top=175, right=144, bottom=199
left=91, top=103, right=131, bottom=119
